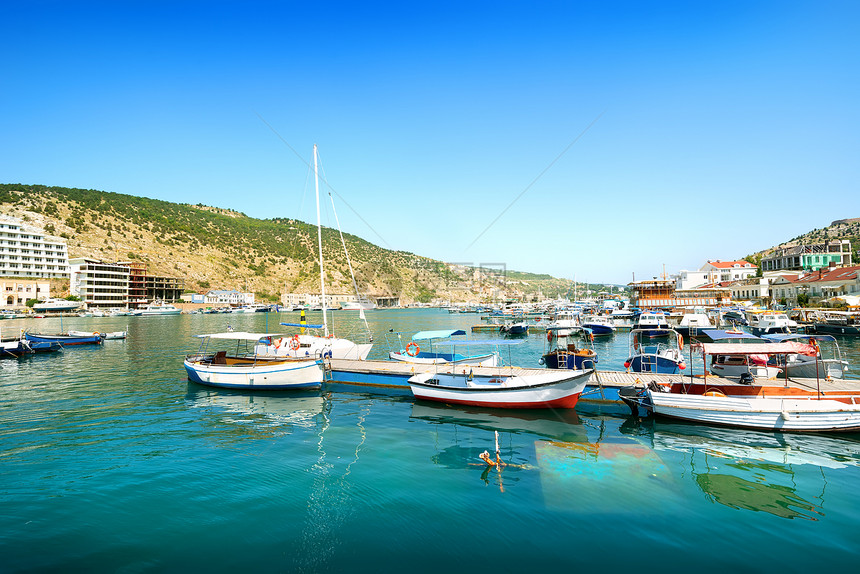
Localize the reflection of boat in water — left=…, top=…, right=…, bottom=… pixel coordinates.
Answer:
left=185, top=386, right=325, bottom=429
left=410, top=402, right=585, bottom=443
left=621, top=419, right=860, bottom=520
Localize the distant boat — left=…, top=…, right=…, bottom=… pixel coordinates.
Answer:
left=500, top=321, right=529, bottom=336
left=32, top=298, right=82, bottom=312
left=747, top=310, right=796, bottom=337
left=134, top=302, right=182, bottom=316
left=184, top=331, right=323, bottom=390
left=810, top=310, right=860, bottom=336
left=580, top=315, right=616, bottom=336
left=340, top=298, right=377, bottom=311
left=623, top=328, right=686, bottom=374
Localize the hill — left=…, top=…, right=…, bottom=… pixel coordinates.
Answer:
left=0, top=184, right=583, bottom=303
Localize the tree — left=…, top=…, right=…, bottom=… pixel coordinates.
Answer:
left=25, top=298, right=38, bottom=307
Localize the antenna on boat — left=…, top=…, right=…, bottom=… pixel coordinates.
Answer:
left=314, top=144, right=329, bottom=337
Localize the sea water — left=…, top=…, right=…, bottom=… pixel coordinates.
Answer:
left=1, top=309, right=859, bottom=572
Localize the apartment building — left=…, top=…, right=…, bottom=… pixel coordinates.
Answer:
left=0, top=215, right=70, bottom=279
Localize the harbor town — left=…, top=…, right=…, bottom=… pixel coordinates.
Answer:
left=4, top=2, right=860, bottom=572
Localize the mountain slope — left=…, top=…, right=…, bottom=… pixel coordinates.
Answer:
left=0, top=183, right=579, bottom=303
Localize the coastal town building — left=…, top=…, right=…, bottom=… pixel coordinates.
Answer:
left=674, top=260, right=757, bottom=290
left=761, top=240, right=853, bottom=272
left=628, top=279, right=732, bottom=309
left=1, top=279, right=51, bottom=308
left=769, top=264, right=860, bottom=305
left=282, top=292, right=356, bottom=308
left=69, top=258, right=184, bottom=309
left=204, top=290, right=255, bottom=306
left=0, top=215, right=70, bottom=279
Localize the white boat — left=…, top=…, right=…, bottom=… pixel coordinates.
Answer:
left=184, top=332, right=323, bottom=390
left=762, top=333, right=849, bottom=380
left=747, top=310, right=795, bottom=336
left=104, top=330, right=128, bottom=340
left=388, top=330, right=498, bottom=366
left=32, top=298, right=83, bottom=312
left=408, top=367, right=592, bottom=409
left=134, top=302, right=182, bottom=316
left=645, top=387, right=860, bottom=432
left=340, top=298, right=377, bottom=311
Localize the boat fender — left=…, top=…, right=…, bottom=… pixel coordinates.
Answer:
left=289, top=335, right=301, bottom=350
left=780, top=410, right=791, bottom=421
left=678, top=334, right=684, bottom=348
left=538, top=356, right=545, bottom=365
left=406, top=342, right=420, bottom=357
left=274, top=337, right=284, bottom=349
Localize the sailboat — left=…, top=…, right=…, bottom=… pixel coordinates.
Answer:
left=257, top=144, right=373, bottom=361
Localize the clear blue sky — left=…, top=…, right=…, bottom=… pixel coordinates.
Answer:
left=2, top=1, right=858, bottom=285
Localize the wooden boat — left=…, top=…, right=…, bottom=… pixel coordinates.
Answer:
left=0, top=338, right=33, bottom=358
left=407, top=339, right=592, bottom=409
left=644, top=387, right=860, bottom=432
left=24, top=331, right=103, bottom=345
left=408, top=368, right=592, bottom=409
left=387, top=329, right=498, bottom=366
left=810, top=310, right=860, bottom=336
left=184, top=332, right=323, bottom=390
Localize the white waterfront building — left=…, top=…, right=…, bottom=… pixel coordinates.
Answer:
left=0, top=215, right=70, bottom=279
left=204, top=290, right=255, bottom=306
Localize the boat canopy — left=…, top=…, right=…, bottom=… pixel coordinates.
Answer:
left=280, top=322, right=325, bottom=329
left=196, top=332, right=283, bottom=341
left=701, top=329, right=763, bottom=341
left=411, top=329, right=466, bottom=340
left=698, top=341, right=817, bottom=357
left=762, top=333, right=837, bottom=343
left=433, top=339, right=524, bottom=346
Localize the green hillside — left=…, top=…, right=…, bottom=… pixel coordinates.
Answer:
left=0, top=183, right=580, bottom=303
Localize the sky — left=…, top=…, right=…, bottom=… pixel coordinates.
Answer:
left=2, top=1, right=859, bottom=285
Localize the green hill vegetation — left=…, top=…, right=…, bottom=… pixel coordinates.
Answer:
left=0, top=183, right=583, bottom=303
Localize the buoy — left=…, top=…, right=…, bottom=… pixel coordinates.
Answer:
left=624, top=360, right=631, bottom=369
left=679, top=362, right=686, bottom=370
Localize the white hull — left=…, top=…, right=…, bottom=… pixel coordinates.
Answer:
left=184, top=356, right=323, bottom=389
left=388, top=352, right=498, bottom=367
left=256, top=334, right=372, bottom=360
left=648, top=391, right=860, bottom=432
left=32, top=299, right=82, bottom=312
left=408, top=370, right=592, bottom=409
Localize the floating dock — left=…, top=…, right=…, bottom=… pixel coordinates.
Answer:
left=326, top=359, right=860, bottom=408
left=471, top=324, right=504, bottom=332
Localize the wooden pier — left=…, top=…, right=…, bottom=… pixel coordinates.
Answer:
left=326, top=358, right=860, bottom=403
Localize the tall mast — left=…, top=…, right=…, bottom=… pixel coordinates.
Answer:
left=314, top=144, right=328, bottom=336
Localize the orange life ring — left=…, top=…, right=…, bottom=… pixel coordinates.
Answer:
left=289, top=335, right=301, bottom=350
left=678, top=334, right=684, bottom=348
left=547, top=331, right=554, bottom=342
left=406, top=341, right=420, bottom=357
left=92, top=332, right=100, bottom=337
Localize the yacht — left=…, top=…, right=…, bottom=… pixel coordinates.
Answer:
left=134, top=302, right=182, bottom=316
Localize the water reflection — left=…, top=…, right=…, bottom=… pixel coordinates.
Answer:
left=184, top=383, right=325, bottom=432
left=623, top=418, right=860, bottom=520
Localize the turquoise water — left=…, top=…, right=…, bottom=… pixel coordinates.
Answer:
left=2, top=309, right=860, bottom=572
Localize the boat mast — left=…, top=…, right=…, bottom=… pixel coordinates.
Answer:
left=314, top=144, right=329, bottom=336
left=328, top=190, right=371, bottom=332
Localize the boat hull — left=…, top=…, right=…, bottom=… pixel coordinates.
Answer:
left=184, top=357, right=323, bottom=390
left=408, top=370, right=591, bottom=409
left=647, top=391, right=860, bottom=432
left=388, top=351, right=498, bottom=367
left=24, top=333, right=102, bottom=345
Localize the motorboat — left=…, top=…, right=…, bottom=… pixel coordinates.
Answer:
left=134, top=302, right=182, bottom=316
left=632, top=311, right=671, bottom=337
left=540, top=327, right=597, bottom=370
left=580, top=315, right=616, bottom=336
left=388, top=329, right=498, bottom=367
left=623, top=328, right=685, bottom=374
left=810, top=310, right=860, bottom=336
left=673, top=310, right=714, bottom=338
left=31, top=298, right=83, bottom=312
left=701, top=330, right=780, bottom=380
left=500, top=321, right=529, bottom=336
left=184, top=331, right=323, bottom=390
left=747, top=310, right=796, bottom=336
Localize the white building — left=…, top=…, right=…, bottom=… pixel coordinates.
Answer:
left=675, top=260, right=758, bottom=290
left=204, top=290, right=255, bottom=306
left=0, top=215, right=70, bottom=279
left=282, top=292, right=356, bottom=307
left=69, top=258, right=131, bottom=309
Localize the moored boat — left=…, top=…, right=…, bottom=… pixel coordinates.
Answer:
left=184, top=332, right=323, bottom=390
left=388, top=330, right=498, bottom=367
left=24, top=331, right=103, bottom=345
left=541, top=327, right=597, bottom=370
left=623, top=328, right=686, bottom=374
